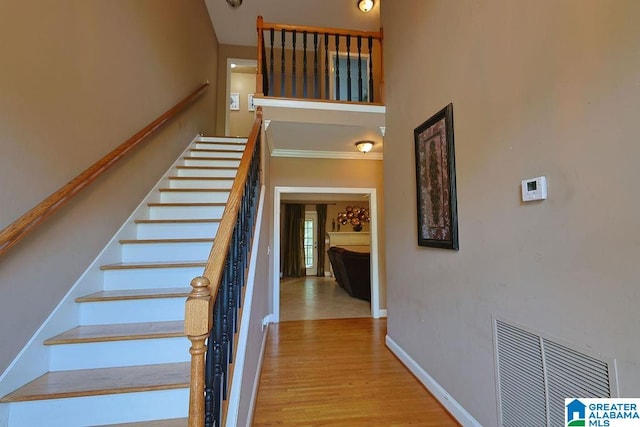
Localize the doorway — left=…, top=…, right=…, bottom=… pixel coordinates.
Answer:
left=226, top=58, right=257, bottom=137
left=273, top=186, right=382, bottom=322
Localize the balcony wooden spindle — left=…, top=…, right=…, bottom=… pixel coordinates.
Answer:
left=185, top=276, right=213, bottom=427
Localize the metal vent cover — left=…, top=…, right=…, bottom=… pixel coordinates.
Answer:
left=495, top=319, right=616, bottom=427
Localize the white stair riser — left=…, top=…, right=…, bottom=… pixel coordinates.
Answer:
left=79, top=298, right=188, bottom=325
left=176, top=168, right=237, bottom=178
left=6, top=389, right=188, bottom=427
left=195, top=141, right=246, bottom=150
left=49, top=338, right=189, bottom=371
left=103, top=266, right=204, bottom=290
left=183, top=158, right=240, bottom=167
left=189, top=150, right=243, bottom=159
left=149, top=205, right=225, bottom=220
left=136, top=222, right=219, bottom=239
left=169, top=178, right=234, bottom=189
left=159, top=191, right=229, bottom=203
left=121, top=241, right=213, bottom=263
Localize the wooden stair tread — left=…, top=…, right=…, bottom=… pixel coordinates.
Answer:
left=0, top=362, right=190, bottom=402
left=175, top=165, right=237, bottom=170
left=76, top=288, right=191, bottom=302
left=183, top=156, right=239, bottom=161
left=96, top=418, right=187, bottom=427
left=147, top=202, right=225, bottom=207
left=167, top=176, right=233, bottom=181
left=100, top=261, right=206, bottom=270
left=134, top=218, right=220, bottom=224
left=158, top=188, right=229, bottom=192
left=119, top=238, right=214, bottom=244
left=190, top=148, right=243, bottom=153
left=44, top=321, right=185, bottom=345
left=197, top=137, right=246, bottom=143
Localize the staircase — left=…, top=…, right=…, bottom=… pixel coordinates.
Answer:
left=0, top=136, right=247, bottom=426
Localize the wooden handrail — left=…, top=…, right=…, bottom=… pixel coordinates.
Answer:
left=0, top=82, right=209, bottom=258
left=257, top=19, right=383, bottom=40
left=185, top=108, right=262, bottom=426
left=203, top=109, right=262, bottom=286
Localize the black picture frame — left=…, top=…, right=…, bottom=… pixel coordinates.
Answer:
left=414, top=103, right=459, bottom=250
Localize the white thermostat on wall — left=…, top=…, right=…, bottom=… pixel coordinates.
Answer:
left=521, top=176, right=547, bottom=202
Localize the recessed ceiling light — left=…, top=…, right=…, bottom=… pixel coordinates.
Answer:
left=230, top=63, right=237, bottom=68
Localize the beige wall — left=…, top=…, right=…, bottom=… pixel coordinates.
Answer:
left=229, top=72, right=256, bottom=137
left=0, top=0, right=218, bottom=374
left=383, top=1, right=640, bottom=425
left=216, top=44, right=257, bottom=135
left=268, top=156, right=386, bottom=308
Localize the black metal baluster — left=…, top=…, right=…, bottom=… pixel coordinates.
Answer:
left=357, top=36, right=363, bottom=102
left=368, top=36, right=374, bottom=102
left=346, top=35, right=352, bottom=101
left=324, top=33, right=329, bottom=99
left=313, top=32, right=319, bottom=98
left=335, top=34, right=340, bottom=100
left=280, top=29, right=285, bottom=97
left=220, top=257, right=231, bottom=400
left=269, top=29, right=274, bottom=96
left=303, top=31, right=308, bottom=98
left=292, top=30, right=297, bottom=98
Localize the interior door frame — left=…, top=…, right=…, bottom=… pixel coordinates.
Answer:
left=273, top=186, right=382, bottom=322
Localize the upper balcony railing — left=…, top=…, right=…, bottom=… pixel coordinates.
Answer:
left=256, top=16, right=384, bottom=104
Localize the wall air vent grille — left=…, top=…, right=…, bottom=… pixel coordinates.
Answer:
left=495, top=319, right=616, bottom=427
left=543, top=338, right=612, bottom=427
left=496, top=320, right=547, bottom=427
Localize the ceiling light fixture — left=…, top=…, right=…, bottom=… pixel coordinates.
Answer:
left=226, top=0, right=242, bottom=8
left=357, top=0, right=374, bottom=13
left=355, top=140, right=374, bottom=153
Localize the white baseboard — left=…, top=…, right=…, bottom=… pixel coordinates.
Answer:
left=385, top=335, right=482, bottom=427
left=245, top=324, right=269, bottom=427
left=377, top=309, right=387, bottom=318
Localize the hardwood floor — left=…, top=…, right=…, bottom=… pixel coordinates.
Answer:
left=280, top=276, right=371, bottom=321
left=253, top=318, right=459, bottom=426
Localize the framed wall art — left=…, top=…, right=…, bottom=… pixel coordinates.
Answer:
left=229, top=93, right=240, bottom=111
left=414, top=103, right=459, bottom=250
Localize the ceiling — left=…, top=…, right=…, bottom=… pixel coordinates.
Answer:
left=205, top=0, right=381, bottom=47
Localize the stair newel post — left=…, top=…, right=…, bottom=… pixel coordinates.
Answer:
left=256, top=16, right=264, bottom=96
left=185, top=276, right=213, bottom=427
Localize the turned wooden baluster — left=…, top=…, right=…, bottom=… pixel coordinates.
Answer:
left=185, top=276, right=213, bottom=427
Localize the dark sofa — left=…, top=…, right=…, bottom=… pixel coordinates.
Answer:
left=327, top=246, right=371, bottom=302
